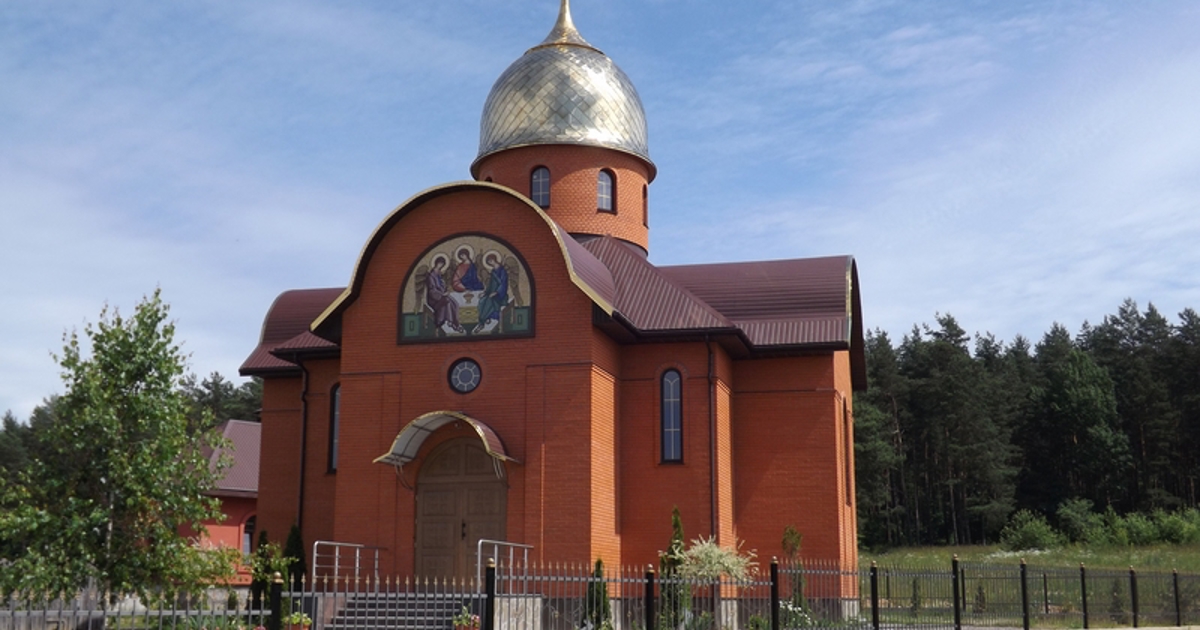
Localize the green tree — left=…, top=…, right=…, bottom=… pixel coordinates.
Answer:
left=1017, top=327, right=1129, bottom=514
left=659, top=507, right=687, bottom=630
left=855, top=330, right=909, bottom=547
left=0, top=411, right=31, bottom=485
left=1081, top=301, right=1181, bottom=510
left=582, top=558, right=612, bottom=630
left=182, top=372, right=262, bottom=429
left=0, top=290, right=237, bottom=598
left=1168, top=309, right=1200, bottom=506
left=284, top=523, right=307, bottom=591
left=898, top=315, right=1018, bottom=545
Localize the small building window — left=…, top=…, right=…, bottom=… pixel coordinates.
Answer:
left=597, top=170, right=615, bottom=213
left=329, top=384, right=340, bottom=472
left=531, top=167, right=551, bottom=208
left=242, top=515, right=257, bottom=556
left=642, top=184, right=648, bottom=227
left=661, top=369, right=682, bottom=463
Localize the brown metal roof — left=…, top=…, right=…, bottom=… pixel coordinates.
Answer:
left=272, top=331, right=339, bottom=353
left=579, top=240, right=866, bottom=389
left=659, top=256, right=853, bottom=323
left=556, top=224, right=616, bottom=311
left=206, top=419, right=260, bottom=498
left=239, top=288, right=344, bottom=376
left=582, top=237, right=731, bottom=331
left=732, top=317, right=850, bottom=347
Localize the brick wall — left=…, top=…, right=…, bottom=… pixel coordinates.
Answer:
left=255, top=181, right=859, bottom=577
left=474, top=145, right=652, bottom=252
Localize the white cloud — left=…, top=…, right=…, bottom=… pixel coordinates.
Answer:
left=3, top=0, right=1199, bottom=416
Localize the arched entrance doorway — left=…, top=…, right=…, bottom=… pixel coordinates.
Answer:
left=415, top=438, right=507, bottom=579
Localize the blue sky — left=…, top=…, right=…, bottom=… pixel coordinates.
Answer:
left=3, top=1, right=1199, bottom=419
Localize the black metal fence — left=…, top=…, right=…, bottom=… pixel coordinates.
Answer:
left=864, top=558, right=1200, bottom=630
left=1, top=586, right=272, bottom=630
left=5, top=559, right=1200, bottom=630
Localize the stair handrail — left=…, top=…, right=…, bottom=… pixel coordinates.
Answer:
left=476, top=539, right=532, bottom=590
left=311, top=540, right=386, bottom=587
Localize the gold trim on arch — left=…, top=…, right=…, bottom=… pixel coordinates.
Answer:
left=373, top=411, right=518, bottom=481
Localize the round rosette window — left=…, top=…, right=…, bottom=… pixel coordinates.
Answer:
left=448, top=358, right=482, bottom=393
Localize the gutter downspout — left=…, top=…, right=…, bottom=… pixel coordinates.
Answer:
left=297, top=363, right=310, bottom=531
left=707, top=336, right=718, bottom=544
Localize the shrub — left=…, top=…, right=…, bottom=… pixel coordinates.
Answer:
left=677, top=536, right=757, bottom=581
left=1101, top=508, right=1130, bottom=546
left=1151, top=509, right=1200, bottom=544
left=746, top=614, right=770, bottom=630
left=1056, top=498, right=1104, bottom=544
left=582, top=559, right=612, bottom=630
left=910, top=578, right=922, bottom=616
left=1123, top=512, right=1157, bottom=546
left=1108, top=578, right=1128, bottom=624
left=1000, top=510, right=1064, bottom=551
left=972, top=583, right=987, bottom=614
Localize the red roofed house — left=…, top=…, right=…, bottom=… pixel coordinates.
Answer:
left=241, top=2, right=864, bottom=586
left=187, top=419, right=260, bottom=585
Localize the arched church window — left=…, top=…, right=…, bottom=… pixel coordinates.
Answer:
left=661, top=369, right=682, bottom=463
left=329, top=384, right=340, bottom=472
left=531, top=167, right=551, bottom=208
left=598, top=170, right=615, bottom=213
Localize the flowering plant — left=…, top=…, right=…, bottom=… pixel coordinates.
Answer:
left=452, top=605, right=480, bottom=629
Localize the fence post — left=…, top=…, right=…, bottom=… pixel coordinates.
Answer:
left=1130, top=567, right=1138, bottom=629
left=952, top=555, right=961, bottom=630
left=645, top=566, right=656, bottom=630
left=1044, top=572, right=1050, bottom=614
left=770, top=558, right=780, bottom=630
left=268, top=572, right=283, bottom=630
left=484, top=558, right=496, bottom=630
left=1021, top=559, right=1030, bottom=630
left=1081, top=564, right=1089, bottom=630
left=870, top=561, right=880, bottom=630
left=1174, top=569, right=1182, bottom=627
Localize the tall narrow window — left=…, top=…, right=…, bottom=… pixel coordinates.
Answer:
left=661, top=369, right=682, bottom=462
left=329, top=384, right=340, bottom=472
left=843, top=399, right=852, bottom=506
left=531, top=167, right=550, bottom=208
left=242, top=515, right=256, bottom=556
left=642, top=184, right=648, bottom=226
left=597, top=170, right=614, bottom=212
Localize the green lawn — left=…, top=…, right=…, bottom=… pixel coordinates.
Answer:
left=863, top=544, right=1200, bottom=573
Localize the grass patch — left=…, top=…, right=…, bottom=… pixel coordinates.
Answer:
left=863, top=544, right=1200, bottom=573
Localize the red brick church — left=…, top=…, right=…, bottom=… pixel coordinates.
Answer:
left=241, top=0, right=864, bottom=580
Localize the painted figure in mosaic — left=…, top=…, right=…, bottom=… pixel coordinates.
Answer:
left=451, top=246, right=485, bottom=292
left=474, top=252, right=510, bottom=334
left=422, top=254, right=463, bottom=334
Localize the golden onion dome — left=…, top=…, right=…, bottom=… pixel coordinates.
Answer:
left=473, top=0, right=652, bottom=172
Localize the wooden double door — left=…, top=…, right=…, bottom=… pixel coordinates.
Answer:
left=415, top=439, right=507, bottom=579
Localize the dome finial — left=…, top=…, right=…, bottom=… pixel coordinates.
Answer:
left=535, top=0, right=596, bottom=51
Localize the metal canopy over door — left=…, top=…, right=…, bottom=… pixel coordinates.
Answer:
left=415, top=438, right=507, bottom=579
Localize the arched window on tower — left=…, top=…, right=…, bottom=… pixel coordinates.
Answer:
left=642, top=184, right=648, bottom=227
left=531, top=167, right=551, bottom=208
left=329, top=384, right=340, bottom=472
left=597, top=169, right=615, bottom=213
left=661, top=369, right=682, bottom=463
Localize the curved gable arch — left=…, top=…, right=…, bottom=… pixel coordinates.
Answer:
left=312, top=181, right=614, bottom=337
